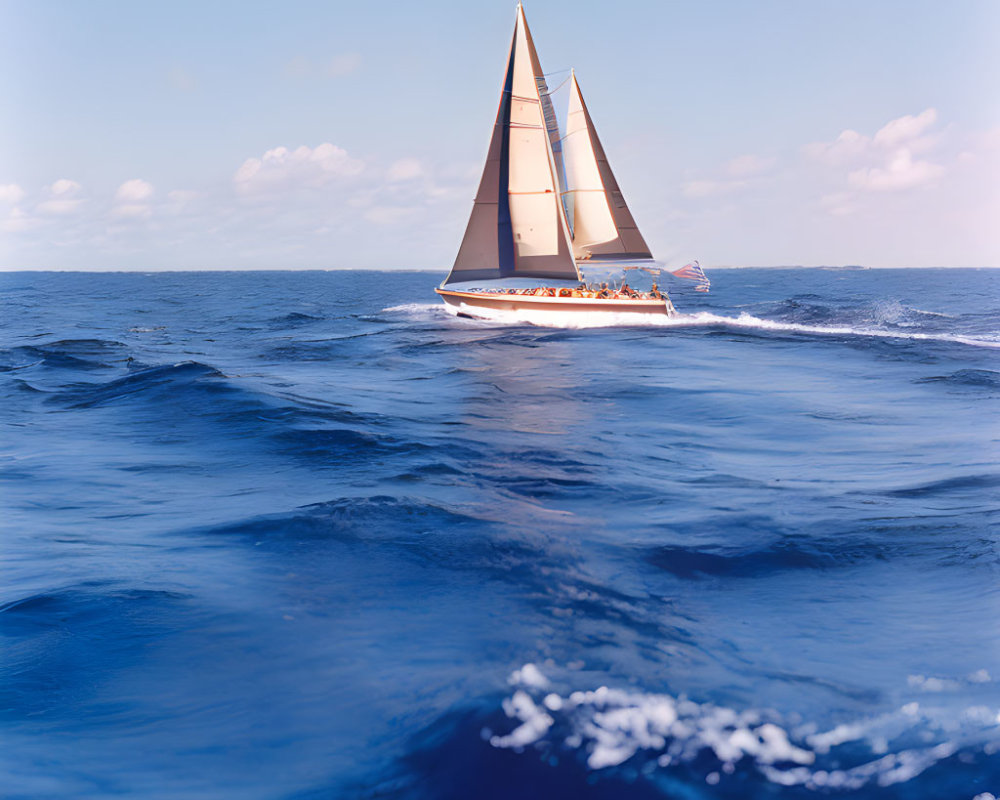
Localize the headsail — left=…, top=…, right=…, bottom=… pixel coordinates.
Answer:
left=445, top=5, right=579, bottom=285
left=561, top=71, right=652, bottom=262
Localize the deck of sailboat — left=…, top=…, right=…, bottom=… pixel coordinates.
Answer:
left=435, top=287, right=674, bottom=316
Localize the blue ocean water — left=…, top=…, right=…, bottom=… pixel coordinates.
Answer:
left=1, top=268, right=998, bottom=799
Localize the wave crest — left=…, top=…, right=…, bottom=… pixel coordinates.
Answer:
left=490, top=663, right=1000, bottom=791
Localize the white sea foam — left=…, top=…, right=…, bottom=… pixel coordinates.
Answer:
left=491, top=663, right=1000, bottom=790
left=382, top=302, right=456, bottom=318
left=508, top=662, right=550, bottom=689
left=491, top=689, right=554, bottom=748
left=383, top=302, right=1000, bottom=349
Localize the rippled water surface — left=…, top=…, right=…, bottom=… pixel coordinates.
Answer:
left=2, top=268, right=998, bottom=799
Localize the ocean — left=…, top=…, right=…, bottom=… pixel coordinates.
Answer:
left=1, top=267, right=998, bottom=799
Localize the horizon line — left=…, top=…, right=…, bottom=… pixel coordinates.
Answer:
left=1, top=265, right=997, bottom=274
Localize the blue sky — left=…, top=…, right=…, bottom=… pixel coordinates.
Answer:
left=1, top=0, right=998, bottom=269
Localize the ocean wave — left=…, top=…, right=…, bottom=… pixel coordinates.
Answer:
left=644, top=538, right=888, bottom=579
left=263, top=335, right=379, bottom=361
left=273, top=311, right=323, bottom=323
left=764, top=298, right=957, bottom=329
left=0, top=586, right=191, bottom=627
left=34, top=356, right=445, bottom=475
left=51, top=361, right=223, bottom=408
left=916, top=369, right=1000, bottom=389
left=0, top=338, right=129, bottom=372
left=201, top=495, right=494, bottom=545
left=0, top=586, right=194, bottom=719
left=40, top=358, right=335, bottom=422
left=194, top=495, right=564, bottom=583
left=879, top=473, right=1000, bottom=499
left=382, top=303, right=1000, bottom=348
left=274, top=426, right=435, bottom=464
left=489, top=663, right=1000, bottom=792
left=862, top=299, right=955, bottom=324
left=642, top=507, right=999, bottom=575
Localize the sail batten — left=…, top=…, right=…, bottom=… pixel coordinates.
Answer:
left=445, top=5, right=579, bottom=285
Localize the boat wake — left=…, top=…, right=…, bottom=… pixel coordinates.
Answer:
left=383, top=303, right=1000, bottom=349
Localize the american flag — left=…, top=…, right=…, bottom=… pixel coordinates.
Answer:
left=671, top=261, right=709, bottom=285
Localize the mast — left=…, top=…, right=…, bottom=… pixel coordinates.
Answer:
left=562, top=71, right=652, bottom=261
left=444, top=4, right=580, bottom=285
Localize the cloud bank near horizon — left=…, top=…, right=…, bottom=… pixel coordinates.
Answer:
left=2, top=108, right=998, bottom=270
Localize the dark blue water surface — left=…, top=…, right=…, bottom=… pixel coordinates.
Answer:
left=2, top=268, right=999, bottom=799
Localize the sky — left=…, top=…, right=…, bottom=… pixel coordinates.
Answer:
left=1, top=0, right=998, bottom=270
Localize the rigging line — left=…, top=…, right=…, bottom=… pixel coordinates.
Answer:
left=554, top=127, right=587, bottom=143
left=540, top=74, right=572, bottom=95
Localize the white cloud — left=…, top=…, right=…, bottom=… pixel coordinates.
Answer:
left=873, top=108, right=937, bottom=148
left=386, top=158, right=425, bottom=182
left=803, top=129, right=869, bottom=164
left=0, top=184, right=32, bottom=234
left=848, top=148, right=944, bottom=191
left=806, top=109, right=946, bottom=202
left=163, top=189, right=199, bottom=215
left=112, top=203, right=153, bottom=219
left=0, top=183, right=26, bottom=205
left=110, top=179, right=154, bottom=220
left=1, top=207, right=39, bottom=233
left=37, top=200, right=82, bottom=215
left=327, top=53, right=361, bottom=78
left=234, top=143, right=364, bottom=193
left=820, top=192, right=856, bottom=217
left=805, top=110, right=939, bottom=166
left=727, top=154, right=776, bottom=178
left=37, top=179, right=83, bottom=215
left=168, top=66, right=197, bottom=92
left=52, top=179, right=81, bottom=196
left=116, top=179, right=154, bottom=202
left=682, top=154, right=773, bottom=198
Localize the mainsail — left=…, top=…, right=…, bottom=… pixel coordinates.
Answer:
left=561, top=71, right=653, bottom=261
left=445, top=5, right=579, bottom=285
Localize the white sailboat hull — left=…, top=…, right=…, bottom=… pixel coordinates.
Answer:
left=435, top=288, right=675, bottom=318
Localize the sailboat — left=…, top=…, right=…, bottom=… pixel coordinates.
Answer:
left=435, top=4, right=676, bottom=318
